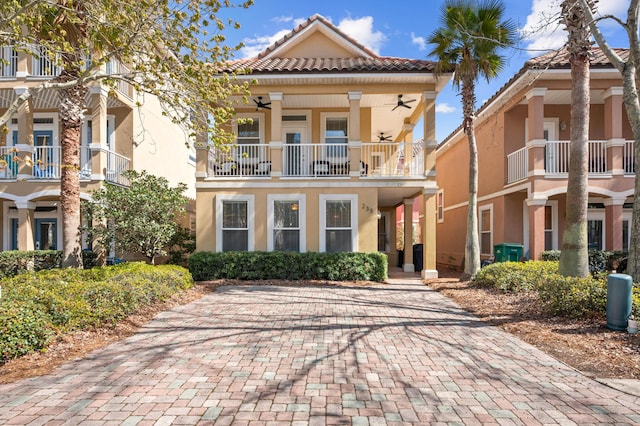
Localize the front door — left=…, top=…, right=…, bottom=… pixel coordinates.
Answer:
left=35, top=218, right=57, bottom=250
left=282, top=125, right=308, bottom=176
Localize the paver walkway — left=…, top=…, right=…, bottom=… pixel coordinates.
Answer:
left=2, top=277, right=640, bottom=425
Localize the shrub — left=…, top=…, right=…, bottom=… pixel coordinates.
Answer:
left=540, top=250, right=629, bottom=274
left=537, top=274, right=607, bottom=318
left=0, top=250, right=62, bottom=279
left=473, top=261, right=558, bottom=292
left=189, top=251, right=388, bottom=282
left=540, top=250, right=560, bottom=261
left=0, top=263, right=193, bottom=364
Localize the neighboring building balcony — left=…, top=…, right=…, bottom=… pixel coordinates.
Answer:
left=0, top=145, right=131, bottom=185
left=507, top=140, right=636, bottom=184
left=205, top=141, right=426, bottom=179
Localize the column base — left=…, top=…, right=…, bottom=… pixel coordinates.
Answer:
left=421, top=269, right=439, bottom=279
left=403, top=264, right=415, bottom=273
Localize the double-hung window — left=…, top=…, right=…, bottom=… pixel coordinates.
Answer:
left=322, top=114, right=348, bottom=161
left=216, top=195, right=254, bottom=251
left=479, top=205, right=493, bottom=255
left=268, top=195, right=305, bottom=252
left=321, top=195, right=357, bottom=252
left=234, top=114, right=264, bottom=166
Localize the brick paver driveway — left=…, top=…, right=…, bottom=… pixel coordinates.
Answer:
left=2, top=278, right=640, bottom=425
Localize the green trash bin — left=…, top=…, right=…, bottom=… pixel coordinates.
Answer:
left=606, top=273, right=633, bottom=331
left=493, top=243, right=523, bottom=262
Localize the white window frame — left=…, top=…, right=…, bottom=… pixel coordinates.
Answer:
left=267, top=194, right=306, bottom=252
left=321, top=112, right=349, bottom=162
left=437, top=189, right=444, bottom=223
left=587, top=210, right=606, bottom=251
left=216, top=194, right=254, bottom=252
left=320, top=194, right=358, bottom=253
left=479, top=204, right=493, bottom=256
left=378, top=211, right=390, bottom=253
left=544, top=200, right=558, bottom=251
left=234, top=112, right=265, bottom=145
left=623, top=211, right=632, bottom=251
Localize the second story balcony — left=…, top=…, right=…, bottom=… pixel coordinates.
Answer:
left=205, top=142, right=426, bottom=179
left=0, top=146, right=131, bottom=185
left=507, top=140, right=635, bottom=184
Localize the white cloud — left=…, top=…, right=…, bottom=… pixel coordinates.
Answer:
left=521, top=0, right=629, bottom=55
left=239, top=18, right=308, bottom=58
left=411, top=32, right=427, bottom=51
left=436, top=103, right=457, bottom=114
left=271, top=16, right=293, bottom=24
left=336, top=16, right=387, bottom=54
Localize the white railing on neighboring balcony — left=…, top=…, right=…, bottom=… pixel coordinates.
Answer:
left=32, top=146, right=61, bottom=178
left=208, top=144, right=271, bottom=177
left=624, top=140, right=635, bottom=174
left=0, top=147, right=19, bottom=179
left=361, top=142, right=424, bottom=177
left=31, top=45, right=61, bottom=77
left=107, top=59, right=133, bottom=98
left=507, top=146, right=528, bottom=183
left=545, top=140, right=608, bottom=175
left=105, top=150, right=131, bottom=185
left=80, top=146, right=93, bottom=179
left=0, top=46, right=17, bottom=77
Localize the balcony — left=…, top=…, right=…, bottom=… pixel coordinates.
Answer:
left=0, top=146, right=130, bottom=185
left=205, top=142, right=425, bottom=179
left=507, top=140, right=618, bottom=184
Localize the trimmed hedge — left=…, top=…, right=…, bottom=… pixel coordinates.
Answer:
left=474, top=260, right=558, bottom=292
left=0, top=262, right=193, bottom=364
left=0, top=250, right=100, bottom=279
left=541, top=250, right=628, bottom=273
left=189, top=251, right=388, bottom=282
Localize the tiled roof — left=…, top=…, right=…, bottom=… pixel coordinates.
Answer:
left=438, top=47, right=627, bottom=147
left=225, top=14, right=438, bottom=75
left=225, top=56, right=436, bottom=74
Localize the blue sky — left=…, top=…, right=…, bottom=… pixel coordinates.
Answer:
left=220, top=0, right=630, bottom=142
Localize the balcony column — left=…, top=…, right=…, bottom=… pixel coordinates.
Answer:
left=269, top=92, right=283, bottom=177
left=527, top=197, right=547, bottom=260
left=16, top=201, right=35, bottom=251
left=403, top=121, right=413, bottom=176
left=348, top=91, right=362, bottom=176
left=422, top=91, right=437, bottom=177
left=605, top=198, right=625, bottom=250
left=526, top=88, right=547, bottom=177
left=403, top=198, right=415, bottom=272
left=194, top=109, right=209, bottom=179
left=14, top=88, right=34, bottom=179
left=604, top=87, right=625, bottom=175
left=422, top=188, right=438, bottom=279
left=89, top=86, right=108, bottom=181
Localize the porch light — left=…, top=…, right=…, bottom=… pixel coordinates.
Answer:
left=290, top=203, right=299, bottom=211
left=560, top=121, right=567, bottom=131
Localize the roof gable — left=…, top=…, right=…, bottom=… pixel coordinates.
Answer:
left=259, top=14, right=376, bottom=60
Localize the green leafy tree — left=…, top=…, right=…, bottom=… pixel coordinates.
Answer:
left=0, top=0, right=252, bottom=267
left=581, top=0, right=640, bottom=281
left=428, top=0, right=517, bottom=278
left=557, top=0, right=595, bottom=278
left=86, top=170, right=189, bottom=265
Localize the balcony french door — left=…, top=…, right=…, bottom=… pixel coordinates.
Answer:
left=283, top=125, right=309, bottom=176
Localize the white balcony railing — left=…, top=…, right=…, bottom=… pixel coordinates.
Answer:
left=208, top=144, right=271, bottom=177
left=0, top=147, right=19, bottom=179
left=624, top=140, right=635, bottom=174
left=545, top=140, right=608, bottom=175
left=361, top=142, right=424, bottom=177
left=33, top=146, right=61, bottom=178
left=1, top=46, right=17, bottom=77
left=32, top=45, right=61, bottom=77
left=107, top=59, right=133, bottom=98
left=283, top=143, right=351, bottom=177
left=105, top=150, right=131, bottom=185
left=507, top=146, right=528, bottom=183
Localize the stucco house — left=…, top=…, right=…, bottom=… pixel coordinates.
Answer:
left=436, top=48, right=635, bottom=270
left=0, top=45, right=196, bottom=253
left=194, top=14, right=451, bottom=278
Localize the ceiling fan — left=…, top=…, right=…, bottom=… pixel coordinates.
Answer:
left=391, top=94, right=416, bottom=111
left=253, top=96, right=271, bottom=110
left=377, top=132, right=392, bottom=142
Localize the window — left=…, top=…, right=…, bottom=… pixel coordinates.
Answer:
left=437, top=190, right=444, bottom=223
left=543, top=202, right=558, bottom=251
left=623, top=212, right=632, bottom=251
left=268, top=195, right=305, bottom=252
left=234, top=114, right=264, bottom=165
left=320, top=195, right=357, bottom=252
left=587, top=210, right=605, bottom=251
left=378, top=212, right=389, bottom=252
left=216, top=195, right=254, bottom=252
left=322, top=114, right=348, bottom=160
left=479, top=205, right=493, bottom=255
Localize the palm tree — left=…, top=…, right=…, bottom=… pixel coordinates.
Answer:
left=558, top=0, right=594, bottom=277
left=429, top=0, right=516, bottom=278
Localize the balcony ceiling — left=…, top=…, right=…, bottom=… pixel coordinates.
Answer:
left=516, top=89, right=610, bottom=105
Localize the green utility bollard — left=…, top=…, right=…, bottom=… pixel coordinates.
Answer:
left=606, top=273, right=633, bottom=331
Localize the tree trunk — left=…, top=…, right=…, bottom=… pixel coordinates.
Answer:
left=58, top=69, right=87, bottom=268
left=558, top=53, right=590, bottom=277
left=462, top=78, right=480, bottom=278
